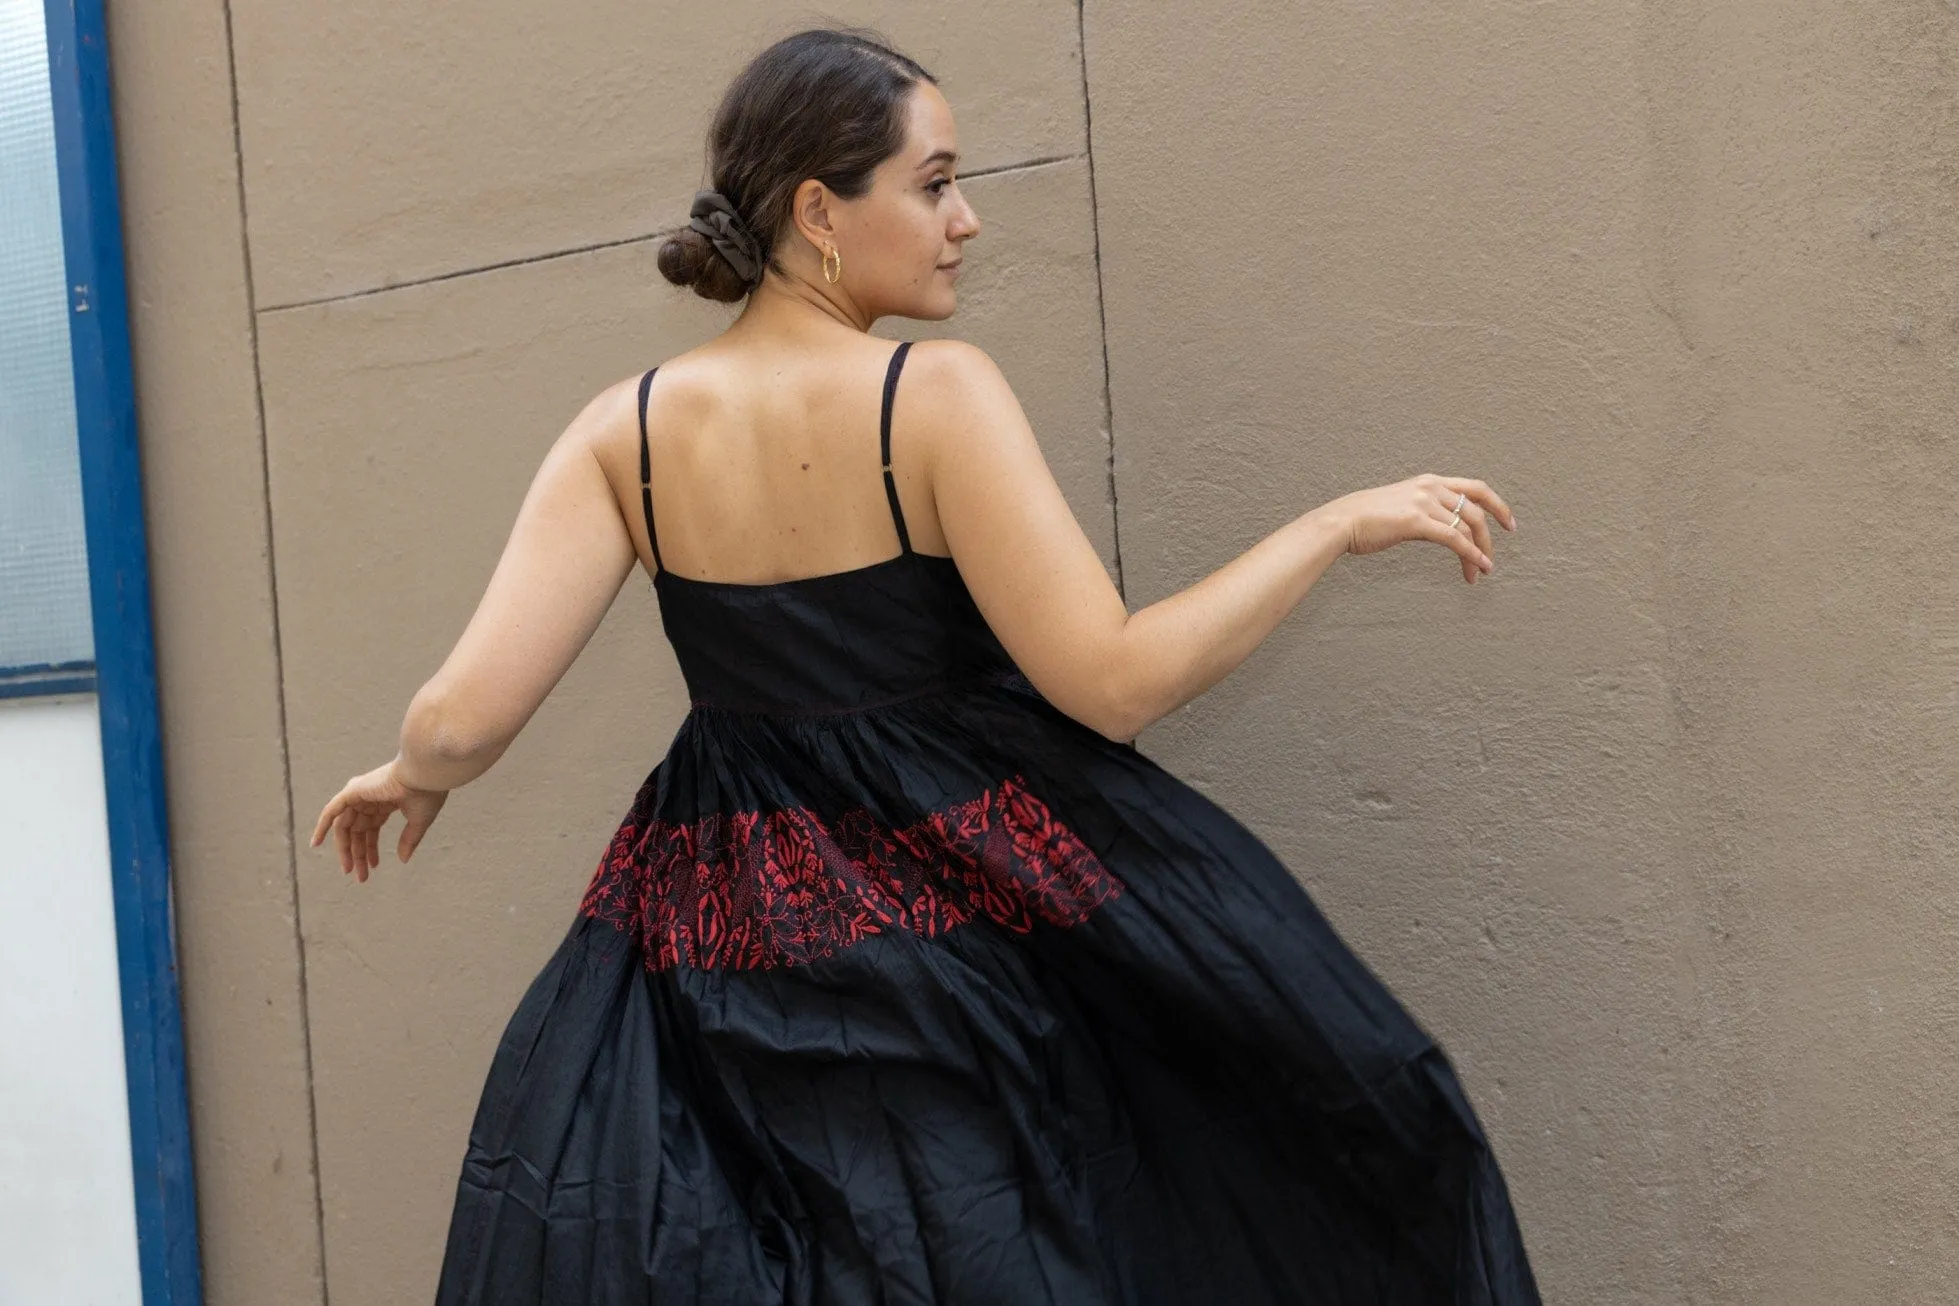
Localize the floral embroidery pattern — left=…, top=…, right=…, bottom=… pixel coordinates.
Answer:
left=580, top=776, right=1124, bottom=971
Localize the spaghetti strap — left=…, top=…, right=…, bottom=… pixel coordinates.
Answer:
left=637, top=366, right=663, bottom=574
left=879, top=341, right=913, bottom=555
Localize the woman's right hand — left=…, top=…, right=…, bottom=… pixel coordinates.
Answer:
left=309, top=756, right=449, bottom=882
left=1333, top=473, right=1517, bottom=584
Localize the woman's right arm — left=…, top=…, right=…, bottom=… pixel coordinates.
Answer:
left=915, top=340, right=1515, bottom=743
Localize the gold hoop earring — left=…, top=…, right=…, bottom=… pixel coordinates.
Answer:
left=823, top=245, right=842, bottom=284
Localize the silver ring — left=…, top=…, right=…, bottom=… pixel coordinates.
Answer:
left=1447, top=491, right=1465, bottom=528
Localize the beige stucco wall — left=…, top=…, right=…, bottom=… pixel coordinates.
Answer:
left=108, top=1, right=1959, bottom=1302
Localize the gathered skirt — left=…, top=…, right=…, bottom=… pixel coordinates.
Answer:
left=433, top=676, right=1539, bottom=1304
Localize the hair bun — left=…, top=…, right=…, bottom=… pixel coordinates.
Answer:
left=686, top=189, right=764, bottom=289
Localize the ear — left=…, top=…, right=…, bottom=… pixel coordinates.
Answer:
left=789, top=178, right=840, bottom=253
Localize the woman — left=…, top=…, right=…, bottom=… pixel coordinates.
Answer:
left=312, top=26, right=1538, bottom=1305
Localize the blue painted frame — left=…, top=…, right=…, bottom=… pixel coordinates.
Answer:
left=44, top=1, right=206, bottom=1302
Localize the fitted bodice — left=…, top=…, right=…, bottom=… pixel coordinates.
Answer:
left=652, top=551, right=1021, bottom=715
left=636, top=342, right=1024, bottom=716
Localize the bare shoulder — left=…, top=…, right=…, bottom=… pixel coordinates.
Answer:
left=899, top=339, right=1027, bottom=460
left=903, top=337, right=1011, bottom=403
left=575, top=357, right=715, bottom=479
left=903, top=335, right=990, bottom=365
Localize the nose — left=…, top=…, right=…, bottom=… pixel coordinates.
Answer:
left=951, top=199, right=980, bottom=241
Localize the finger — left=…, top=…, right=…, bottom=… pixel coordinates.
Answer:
left=347, top=809, right=367, bottom=879
left=1439, top=477, right=1516, bottom=531
left=366, top=825, right=380, bottom=876
left=399, top=819, right=426, bottom=863
left=1439, top=477, right=1512, bottom=530
left=1448, top=494, right=1495, bottom=567
left=1430, top=491, right=1483, bottom=582
left=311, top=795, right=345, bottom=848
left=343, top=806, right=371, bottom=879
left=1431, top=496, right=1493, bottom=566
left=1446, top=510, right=1479, bottom=584
left=1422, top=509, right=1491, bottom=575
left=333, top=809, right=354, bottom=876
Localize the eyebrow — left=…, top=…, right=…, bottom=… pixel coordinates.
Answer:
left=917, top=149, right=959, bottom=171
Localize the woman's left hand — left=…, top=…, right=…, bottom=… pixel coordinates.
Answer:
left=309, top=759, right=449, bottom=882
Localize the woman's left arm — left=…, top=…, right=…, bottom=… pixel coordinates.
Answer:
left=310, top=380, right=640, bottom=879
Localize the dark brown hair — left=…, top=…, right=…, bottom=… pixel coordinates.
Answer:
left=657, top=28, right=937, bottom=302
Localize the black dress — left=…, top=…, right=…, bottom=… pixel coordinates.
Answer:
left=434, top=341, right=1540, bottom=1304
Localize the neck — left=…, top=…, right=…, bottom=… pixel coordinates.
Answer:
left=735, top=265, right=874, bottom=335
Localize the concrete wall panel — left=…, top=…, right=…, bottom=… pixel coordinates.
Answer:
left=1084, top=0, right=1959, bottom=1300
left=226, top=3, right=1088, bottom=308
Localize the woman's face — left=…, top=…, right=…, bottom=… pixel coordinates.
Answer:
left=801, top=81, right=980, bottom=324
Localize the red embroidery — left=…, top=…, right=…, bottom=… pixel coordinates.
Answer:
left=580, top=776, right=1124, bottom=971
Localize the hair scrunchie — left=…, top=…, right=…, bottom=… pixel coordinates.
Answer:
left=687, top=188, right=764, bottom=289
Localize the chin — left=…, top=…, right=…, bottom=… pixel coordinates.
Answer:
left=905, top=291, right=959, bottom=322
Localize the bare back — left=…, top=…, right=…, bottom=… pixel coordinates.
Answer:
left=583, top=330, right=1167, bottom=742
left=604, top=336, right=951, bottom=587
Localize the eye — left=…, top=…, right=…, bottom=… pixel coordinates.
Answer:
left=929, top=176, right=953, bottom=195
